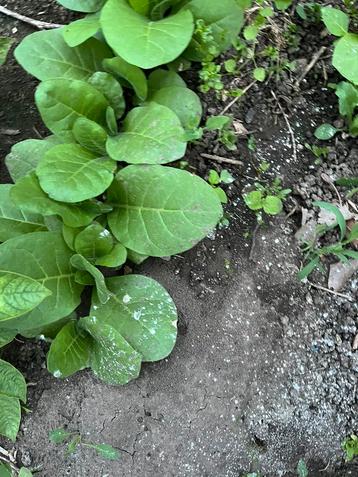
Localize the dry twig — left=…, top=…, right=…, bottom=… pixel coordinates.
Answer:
left=0, top=6, right=63, bottom=30
left=220, top=81, right=257, bottom=115
left=200, top=153, right=244, bottom=166
left=294, top=46, right=326, bottom=88
left=307, top=280, right=354, bottom=302
left=271, top=90, right=297, bottom=163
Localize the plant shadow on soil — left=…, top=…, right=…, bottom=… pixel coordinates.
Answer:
left=0, top=1, right=358, bottom=476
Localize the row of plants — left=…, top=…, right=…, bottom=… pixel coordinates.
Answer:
left=0, top=0, right=250, bottom=451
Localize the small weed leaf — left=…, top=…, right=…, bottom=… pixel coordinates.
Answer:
left=313, top=201, right=346, bottom=240
left=298, top=256, right=320, bottom=281
left=262, top=196, right=283, bottom=215
left=296, top=459, right=308, bottom=477
left=314, top=123, right=338, bottom=140
left=332, top=33, right=358, bottom=85
left=321, top=7, right=349, bottom=36
left=244, top=190, right=263, bottom=211
left=342, top=434, right=358, bottom=461
left=18, top=468, right=33, bottom=477
left=206, top=115, right=232, bottom=131
left=0, top=37, right=13, bottom=66
left=57, top=0, right=106, bottom=12
left=49, top=427, right=72, bottom=444
left=208, top=170, right=221, bottom=185
left=253, top=67, right=266, bottom=82
left=335, top=81, right=358, bottom=121
left=91, top=443, right=120, bottom=460
left=63, top=15, right=101, bottom=47
left=274, top=0, right=292, bottom=10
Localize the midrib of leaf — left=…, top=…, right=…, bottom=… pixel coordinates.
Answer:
left=0, top=214, right=44, bottom=228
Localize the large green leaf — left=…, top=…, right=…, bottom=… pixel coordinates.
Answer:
left=182, top=0, right=244, bottom=60
left=147, top=69, right=186, bottom=96
left=0, top=272, right=51, bottom=323
left=70, top=254, right=111, bottom=304
left=101, top=0, right=194, bottom=69
left=47, top=321, right=93, bottom=378
left=148, top=86, right=202, bottom=129
left=5, top=137, right=62, bottom=183
left=0, top=232, right=83, bottom=332
left=129, top=0, right=150, bottom=15
left=11, top=173, right=101, bottom=228
left=36, top=144, right=116, bottom=203
left=72, top=117, right=108, bottom=155
left=35, top=79, right=109, bottom=142
left=103, top=57, right=148, bottom=101
left=74, top=223, right=114, bottom=260
left=15, top=29, right=112, bottom=81
left=106, top=103, right=186, bottom=164
left=107, top=165, right=223, bottom=256
left=333, top=34, right=358, bottom=85
left=89, top=274, right=177, bottom=361
left=57, top=0, right=106, bottom=12
left=63, top=15, right=100, bottom=47
left=88, top=72, right=126, bottom=118
left=336, top=81, right=358, bottom=121
left=0, top=185, right=46, bottom=242
left=80, top=317, right=142, bottom=385
left=0, top=359, right=26, bottom=441
left=321, top=7, right=349, bottom=37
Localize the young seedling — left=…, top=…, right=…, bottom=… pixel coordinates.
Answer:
left=205, top=115, right=238, bottom=150
left=342, top=434, right=358, bottom=461
left=207, top=168, right=235, bottom=204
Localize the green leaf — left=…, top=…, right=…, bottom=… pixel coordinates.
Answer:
left=129, top=0, right=150, bottom=15
left=63, top=15, right=100, bottom=47
left=107, top=165, right=223, bottom=256
left=220, top=170, right=235, bottom=184
left=106, top=107, right=118, bottom=135
left=5, top=137, right=63, bottom=183
left=106, top=103, right=186, bottom=164
left=88, top=72, right=126, bottom=119
left=15, top=29, right=112, bottom=81
left=321, top=7, right=349, bottom=37
left=182, top=0, right=244, bottom=59
left=0, top=184, right=46, bottom=242
left=0, top=359, right=27, bottom=402
left=224, top=59, right=236, bottom=73
left=11, top=173, right=102, bottom=228
left=49, top=427, right=72, bottom=444
left=205, top=115, right=231, bottom=131
left=262, top=196, right=283, bottom=215
left=243, top=190, right=263, bottom=211
left=148, top=86, right=202, bottom=129
left=101, top=0, right=194, bottom=69
left=126, top=249, right=149, bottom=265
left=70, top=255, right=111, bottom=304
left=35, top=79, right=109, bottom=142
left=274, top=0, right=292, bottom=10
left=95, top=243, right=127, bottom=268
left=0, top=330, right=16, bottom=349
left=0, top=463, right=11, bottom=477
left=297, top=459, right=308, bottom=477
left=0, top=272, right=51, bottom=323
left=243, top=25, right=259, bottom=41
left=0, top=37, right=14, bottom=66
left=214, top=187, right=228, bottom=204
left=335, top=81, right=358, bottom=121
left=89, top=274, right=178, bottom=361
left=147, top=69, right=186, bottom=96
left=72, top=117, right=108, bottom=155
left=313, top=201, right=346, bottom=240
left=314, top=123, right=338, bottom=140
left=0, top=232, right=83, bottom=332
left=336, top=177, right=358, bottom=187
left=80, top=317, right=142, bottom=385
left=208, top=170, right=220, bottom=185
left=57, top=0, right=105, bottom=11
left=351, top=115, right=358, bottom=137
left=298, top=256, right=320, bottom=280
left=74, top=223, right=114, bottom=260
left=253, top=67, right=266, bottom=82
left=333, top=34, right=358, bottom=85
left=103, top=57, right=148, bottom=101
left=36, top=144, right=116, bottom=203
left=47, top=321, right=93, bottom=378
left=90, top=443, right=120, bottom=460
left=19, top=468, right=33, bottom=477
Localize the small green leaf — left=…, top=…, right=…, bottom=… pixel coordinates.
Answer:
left=88, top=72, right=126, bottom=119
left=321, top=7, right=349, bottom=37
left=274, top=0, right=292, bottom=10
left=208, top=170, right=220, bottom=185
left=205, top=115, right=231, bottom=131
left=262, top=196, right=283, bottom=215
left=91, top=443, right=120, bottom=460
left=36, top=144, right=116, bottom=203
left=66, top=435, right=81, bottom=455
left=314, top=200, right=346, bottom=240
left=49, top=427, right=72, bottom=443
left=243, top=25, right=259, bottom=41
left=18, top=468, right=33, bottom=477
left=47, top=321, right=93, bottom=378
left=57, top=0, right=105, bottom=12
left=297, top=459, right=308, bottom=477
left=63, top=15, right=100, bottom=47
left=70, top=255, right=111, bottom=304
left=214, top=187, right=228, bottom=204
left=335, top=81, right=358, bottom=120
left=224, top=59, right=236, bottom=73
left=220, top=170, right=235, bottom=184
left=74, top=223, right=114, bottom=260
left=336, top=177, right=358, bottom=187
left=314, top=123, right=338, bottom=140
left=0, top=37, right=13, bottom=66
left=103, top=57, right=148, bottom=101
left=244, top=190, right=263, bottom=211
left=72, top=117, right=108, bottom=155
left=95, top=243, right=127, bottom=268
left=260, top=6, right=274, bottom=17
left=298, top=256, right=320, bottom=280
left=332, top=34, right=358, bottom=85
left=253, top=67, right=266, bottom=82
left=106, top=103, right=186, bottom=164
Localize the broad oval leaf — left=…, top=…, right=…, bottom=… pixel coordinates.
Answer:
left=321, top=7, right=349, bottom=37
left=47, top=321, right=93, bottom=378
left=0, top=184, right=46, bottom=242
left=73, top=117, right=108, bottom=155
left=80, top=317, right=142, bottom=385
left=103, top=57, right=148, bottom=101
left=89, top=274, right=177, bottom=361
left=11, top=173, right=102, bottom=228
left=101, top=0, right=194, bottom=69
left=5, top=137, right=63, bottom=183
left=0, top=232, right=83, bottom=332
left=106, top=103, right=186, bottom=164
left=0, top=272, right=51, bottom=323
left=148, top=86, right=202, bottom=129
left=0, top=330, right=17, bottom=349
left=107, top=165, right=223, bottom=256
left=70, top=254, right=111, bottom=304
left=74, top=223, right=114, bottom=260
left=88, top=72, right=126, bottom=118
left=63, top=15, right=100, bottom=47
left=147, top=69, right=186, bottom=96
left=15, top=29, right=112, bottom=81
left=57, top=0, right=106, bottom=12
left=0, top=395, right=21, bottom=442
left=35, top=79, right=109, bottom=142
left=95, top=242, right=127, bottom=268
left=0, top=359, right=27, bottom=402
left=333, top=34, right=358, bottom=85
left=37, top=144, right=116, bottom=203
left=314, top=123, right=338, bottom=140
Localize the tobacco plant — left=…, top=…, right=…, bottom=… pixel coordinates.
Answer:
left=0, top=0, right=245, bottom=441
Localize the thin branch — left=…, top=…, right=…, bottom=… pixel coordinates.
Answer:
left=0, top=6, right=63, bottom=30
left=220, top=80, right=257, bottom=115
left=200, top=153, right=244, bottom=166
left=294, top=46, right=326, bottom=88
left=307, top=280, right=354, bottom=302
left=271, top=90, right=297, bottom=163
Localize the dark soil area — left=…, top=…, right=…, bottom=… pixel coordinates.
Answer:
left=0, top=1, right=357, bottom=476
